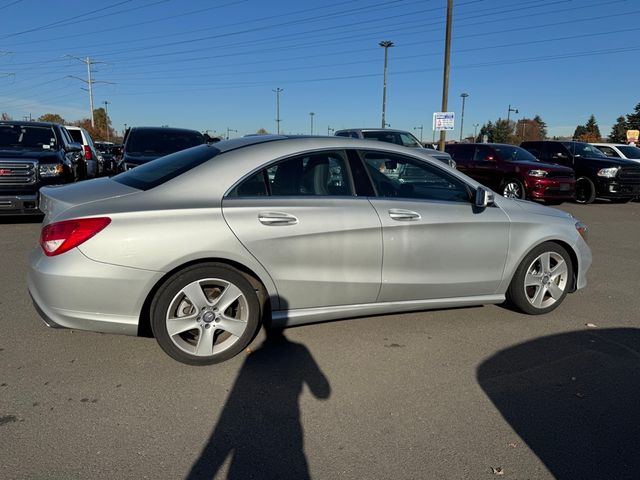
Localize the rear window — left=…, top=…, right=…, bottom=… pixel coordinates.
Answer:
left=113, top=145, right=219, bottom=191
left=125, top=129, right=205, bottom=156
left=67, top=129, right=83, bottom=144
left=0, top=124, right=57, bottom=149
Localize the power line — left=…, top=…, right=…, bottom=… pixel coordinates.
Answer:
left=0, top=0, right=22, bottom=11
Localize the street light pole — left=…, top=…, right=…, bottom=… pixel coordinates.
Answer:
left=327, top=126, right=334, bottom=136
left=507, top=104, right=518, bottom=124
left=273, top=88, right=283, bottom=134
left=226, top=127, right=237, bottom=139
left=459, top=93, right=469, bottom=142
left=473, top=123, right=479, bottom=139
left=379, top=40, right=394, bottom=129
left=414, top=125, right=424, bottom=142
left=309, top=112, right=315, bottom=135
left=438, top=0, right=453, bottom=151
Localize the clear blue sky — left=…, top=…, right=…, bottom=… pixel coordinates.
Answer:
left=1, top=0, right=639, bottom=139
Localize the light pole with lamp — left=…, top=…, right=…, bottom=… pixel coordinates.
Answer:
left=309, top=112, right=315, bottom=135
left=507, top=104, right=518, bottom=123
left=459, top=93, right=469, bottom=142
left=414, top=125, right=424, bottom=142
left=379, top=40, right=394, bottom=129
left=473, top=123, right=479, bottom=140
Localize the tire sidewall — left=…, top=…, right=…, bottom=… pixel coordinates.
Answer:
left=150, top=263, right=261, bottom=365
left=575, top=176, right=596, bottom=204
left=502, top=178, right=526, bottom=199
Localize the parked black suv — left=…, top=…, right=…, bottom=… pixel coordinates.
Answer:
left=0, top=121, right=81, bottom=215
left=520, top=141, right=640, bottom=203
left=118, top=127, right=206, bottom=172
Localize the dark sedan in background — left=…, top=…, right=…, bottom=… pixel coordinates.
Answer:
left=445, top=143, right=575, bottom=203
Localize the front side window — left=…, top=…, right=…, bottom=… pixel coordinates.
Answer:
left=493, top=145, right=539, bottom=162
left=231, top=151, right=352, bottom=197
left=595, top=145, right=618, bottom=158
left=562, top=142, right=607, bottom=159
left=398, top=133, right=422, bottom=148
left=362, top=151, right=470, bottom=202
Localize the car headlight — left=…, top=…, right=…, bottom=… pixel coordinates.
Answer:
left=575, top=221, right=588, bottom=242
left=597, top=167, right=619, bottom=178
left=528, top=169, right=548, bottom=178
left=39, top=164, right=64, bottom=177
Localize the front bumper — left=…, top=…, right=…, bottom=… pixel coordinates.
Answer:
left=526, top=176, right=575, bottom=201
left=572, top=235, right=592, bottom=291
left=0, top=193, right=39, bottom=215
left=28, top=247, right=163, bottom=336
left=596, top=178, right=640, bottom=198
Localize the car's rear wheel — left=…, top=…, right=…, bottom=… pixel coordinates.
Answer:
left=575, top=177, right=596, bottom=204
left=502, top=179, right=525, bottom=199
left=507, top=242, right=573, bottom=315
left=150, top=263, right=260, bottom=365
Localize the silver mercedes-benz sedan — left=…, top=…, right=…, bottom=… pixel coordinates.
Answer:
left=28, top=135, right=591, bottom=365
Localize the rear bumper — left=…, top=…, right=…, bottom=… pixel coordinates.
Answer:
left=28, top=247, right=163, bottom=336
left=0, top=193, right=40, bottom=215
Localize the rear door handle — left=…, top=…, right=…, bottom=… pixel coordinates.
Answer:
left=388, top=209, right=421, bottom=221
left=258, top=211, right=299, bottom=225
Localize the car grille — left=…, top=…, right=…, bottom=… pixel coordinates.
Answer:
left=0, top=161, right=37, bottom=186
left=545, top=171, right=574, bottom=179
left=618, top=167, right=640, bottom=183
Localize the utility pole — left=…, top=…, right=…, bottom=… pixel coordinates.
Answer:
left=327, top=126, right=334, bottom=135
left=103, top=100, right=110, bottom=141
left=309, top=112, right=315, bottom=135
left=226, top=127, right=237, bottom=139
left=438, top=0, right=453, bottom=151
left=459, top=92, right=469, bottom=142
left=379, top=40, right=394, bottom=129
left=66, top=56, right=113, bottom=128
left=273, top=88, right=283, bottom=134
left=414, top=125, right=424, bottom=142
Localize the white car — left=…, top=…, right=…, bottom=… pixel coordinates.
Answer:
left=591, top=143, right=640, bottom=164
left=64, top=125, right=99, bottom=178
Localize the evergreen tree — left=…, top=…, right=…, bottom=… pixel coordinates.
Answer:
left=625, top=103, right=640, bottom=131
left=532, top=114, right=547, bottom=139
left=608, top=116, right=628, bottom=143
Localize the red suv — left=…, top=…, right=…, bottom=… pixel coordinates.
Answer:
left=445, top=143, right=575, bottom=203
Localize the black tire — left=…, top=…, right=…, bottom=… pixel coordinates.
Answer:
left=150, top=263, right=261, bottom=365
left=575, top=176, right=596, bottom=204
left=501, top=178, right=526, bottom=199
left=609, top=197, right=633, bottom=204
left=506, top=242, right=573, bottom=315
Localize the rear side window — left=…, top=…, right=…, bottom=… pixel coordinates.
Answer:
left=67, top=129, right=83, bottom=144
left=113, top=145, right=218, bottom=191
left=230, top=151, right=352, bottom=197
left=447, top=144, right=474, bottom=162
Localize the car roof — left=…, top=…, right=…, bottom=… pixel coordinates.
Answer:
left=590, top=143, right=627, bottom=147
left=336, top=128, right=417, bottom=134
left=129, top=126, right=204, bottom=134
left=0, top=120, right=57, bottom=127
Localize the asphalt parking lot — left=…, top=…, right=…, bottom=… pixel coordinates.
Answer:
left=1, top=201, right=639, bottom=480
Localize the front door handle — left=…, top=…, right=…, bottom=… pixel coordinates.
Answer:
left=258, top=211, right=299, bottom=226
left=388, top=209, right=421, bottom=221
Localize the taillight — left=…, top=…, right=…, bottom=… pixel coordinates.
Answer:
left=40, top=217, right=111, bottom=256
left=83, top=145, right=92, bottom=160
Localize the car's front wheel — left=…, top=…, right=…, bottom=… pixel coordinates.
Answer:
left=507, top=242, right=573, bottom=315
left=150, top=263, right=261, bottom=365
left=575, top=177, right=596, bottom=204
left=502, top=179, right=525, bottom=199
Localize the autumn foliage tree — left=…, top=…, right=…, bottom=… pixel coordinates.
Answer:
left=573, top=114, right=601, bottom=142
left=37, top=113, right=66, bottom=124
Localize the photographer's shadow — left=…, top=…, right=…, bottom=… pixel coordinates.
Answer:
left=187, top=326, right=330, bottom=480
left=478, top=328, right=640, bottom=479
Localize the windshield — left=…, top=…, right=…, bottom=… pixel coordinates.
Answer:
left=562, top=142, right=607, bottom=158
left=125, top=129, right=205, bottom=156
left=0, top=124, right=57, bottom=149
left=113, top=145, right=218, bottom=191
left=493, top=145, right=539, bottom=162
left=617, top=145, right=640, bottom=159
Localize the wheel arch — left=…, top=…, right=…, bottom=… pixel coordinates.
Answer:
left=137, top=257, right=273, bottom=337
left=504, top=238, right=579, bottom=295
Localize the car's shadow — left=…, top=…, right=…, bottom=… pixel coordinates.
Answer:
left=186, top=327, right=331, bottom=480
left=0, top=214, right=43, bottom=225
left=477, top=328, right=640, bottom=479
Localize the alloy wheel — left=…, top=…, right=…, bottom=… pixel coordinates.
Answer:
left=523, top=252, right=568, bottom=309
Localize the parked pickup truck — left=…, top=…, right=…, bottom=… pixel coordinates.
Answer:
left=0, top=121, right=82, bottom=215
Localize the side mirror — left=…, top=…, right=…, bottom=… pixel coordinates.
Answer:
left=65, top=142, right=82, bottom=153
left=474, top=186, right=495, bottom=208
